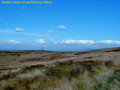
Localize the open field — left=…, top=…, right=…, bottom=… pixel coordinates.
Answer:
left=0, top=48, right=120, bottom=69
left=0, top=47, right=120, bottom=90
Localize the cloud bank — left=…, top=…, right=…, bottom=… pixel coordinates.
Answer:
left=6, top=40, right=21, bottom=44
left=63, top=40, right=95, bottom=44
left=1, top=39, right=120, bottom=45
left=97, top=40, right=120, bottom=44
left=35, top=39, right=46, bottom=44
left=0, top=39, right=120, bottom=51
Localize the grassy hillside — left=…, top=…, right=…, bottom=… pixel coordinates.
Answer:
left=0, top=60, right=120, bottom=90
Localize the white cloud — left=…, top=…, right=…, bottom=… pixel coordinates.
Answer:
left=0, top=30, right=42, bottom=36
left=62, top=40, right=120, bottom=45
left=98, top=40, right=120, bottom=44
left=7, top=40, right=21, bottom=44
left=14, top=28, right=24, bottom=32
left=63, top=40, right=95, bottom=44
left=38, top=39, right=120, bottom=45
left=1, top=39, right=120, bottom=46
left=57, top=25, right=67, bottom=30
left=35, top=39, right=46, bottom=44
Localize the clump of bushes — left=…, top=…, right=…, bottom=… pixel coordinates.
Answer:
left=45, top=64, right=75, bottom=78
left=104, top=60, right=114, bottom=67
left=70, top=65, right=84, bottom=77
left=24, top=64, right=45, bottom=71
left=57, top=60, right=74, bottom=66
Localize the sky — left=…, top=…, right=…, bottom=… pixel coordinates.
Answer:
left=0, top=0, right=120, bottom=51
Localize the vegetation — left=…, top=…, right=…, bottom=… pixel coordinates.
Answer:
left=0, top=60, right=120, bottom=90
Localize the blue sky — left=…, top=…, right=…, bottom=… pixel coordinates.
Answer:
left=0, top=0, right=120, bottom=51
